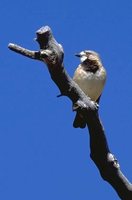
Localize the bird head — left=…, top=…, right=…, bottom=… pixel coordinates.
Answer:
left=75, top=50, right=101, bottom=66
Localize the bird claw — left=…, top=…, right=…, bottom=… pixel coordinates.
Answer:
left=72, top=100, right=87, bottom=112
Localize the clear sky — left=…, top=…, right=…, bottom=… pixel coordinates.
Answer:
left=1, top=0, right=132, bottom=199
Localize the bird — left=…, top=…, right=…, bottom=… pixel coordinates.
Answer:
left=73, top=50, right=106, bottom=128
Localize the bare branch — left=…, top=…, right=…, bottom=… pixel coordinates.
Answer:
left=8, top=43, right=40, bottom=60
left=8, top=25, right=132, bottom=200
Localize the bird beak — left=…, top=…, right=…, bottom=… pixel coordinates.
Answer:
left=75, top=53, right=81, bottom=57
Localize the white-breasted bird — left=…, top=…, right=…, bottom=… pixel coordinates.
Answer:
left=73, top=50, right=106, bottom=128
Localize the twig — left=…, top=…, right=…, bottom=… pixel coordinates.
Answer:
left=8, top=43, right=40, bottom=60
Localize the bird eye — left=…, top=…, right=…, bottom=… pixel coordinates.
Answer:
left=84, top=50, right=88, bottom=54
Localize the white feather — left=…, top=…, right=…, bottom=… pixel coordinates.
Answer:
left=73, top=65, right=106, bottom=101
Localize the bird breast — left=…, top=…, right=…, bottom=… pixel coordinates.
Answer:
left=73, top=65, right=106, bottom=101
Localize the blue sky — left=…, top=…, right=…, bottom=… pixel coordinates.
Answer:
left=1, top=0, right=132, bottom=199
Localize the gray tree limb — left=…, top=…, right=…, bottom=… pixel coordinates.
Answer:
left=8, top=26, right=132, bottom=200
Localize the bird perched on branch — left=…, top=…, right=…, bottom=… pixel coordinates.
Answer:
left=73, top=50, right=106, bottom=128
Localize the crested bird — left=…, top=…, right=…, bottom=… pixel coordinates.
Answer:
left=73, top=50, right=106, bottom=128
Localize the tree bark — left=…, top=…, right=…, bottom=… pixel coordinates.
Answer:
left=8, top=26, right=132, bottom=200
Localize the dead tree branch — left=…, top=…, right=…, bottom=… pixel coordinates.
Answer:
left=8, top=26, right=132, bottom=200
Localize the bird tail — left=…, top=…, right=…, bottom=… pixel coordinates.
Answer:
left=73, top=113, right=86, bottom=128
